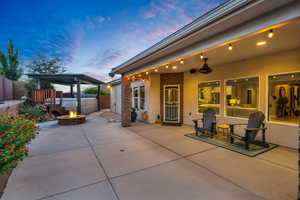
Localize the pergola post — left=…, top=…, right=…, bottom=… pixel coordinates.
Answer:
left=70, top=84, right=74, bottom=98
left=97, top=85, right=101, bottom=111
left=121, top=74, right=131, bottom=127
left=76, top=80, right=81, bottom=114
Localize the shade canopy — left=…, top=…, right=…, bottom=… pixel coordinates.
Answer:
left=27, top=74, right=104, bottom=85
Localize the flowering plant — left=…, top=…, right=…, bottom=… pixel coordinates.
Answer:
left=0, top=115, right=39, bottom=174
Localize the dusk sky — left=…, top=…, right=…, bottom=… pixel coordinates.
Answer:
left=0, top=0, right=226, bottom=81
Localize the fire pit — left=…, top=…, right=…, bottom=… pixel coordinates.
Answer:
left=57, top=111, right=86, bottom=125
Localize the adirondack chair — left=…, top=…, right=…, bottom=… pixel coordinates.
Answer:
left=193, top=108, right=217, bottom=138
left=229, top=111, right=269, bottom=150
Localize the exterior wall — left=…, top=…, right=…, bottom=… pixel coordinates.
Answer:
left=55, top=98, right=98, bottom=115
left=183, top=48, right=300, bottom=149
left=148, top=74, right=160, bottom=123
left=110, top=84, right=122, bottom=114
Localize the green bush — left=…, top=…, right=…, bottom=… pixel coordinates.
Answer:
left=0, top=115, right=39, bottom=173
left=82, top=87, right=110, bottom=96
left=19, top=105, right=51, bottom=122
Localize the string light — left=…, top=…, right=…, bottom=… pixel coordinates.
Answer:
left=228, top=44, right=233, bottom=51
left=200, top=54, right=204, bottom=60
left=268, top=29, right=274, bottom=38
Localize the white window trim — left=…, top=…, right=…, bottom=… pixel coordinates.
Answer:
left=266, top=71, right=300, bottom=126
left=224, top=75, right=261, bottom=119
left=196, top=80, right=222, bottom=116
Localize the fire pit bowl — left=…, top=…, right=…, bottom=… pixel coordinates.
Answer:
left=57, top=111, right=86, bottom=125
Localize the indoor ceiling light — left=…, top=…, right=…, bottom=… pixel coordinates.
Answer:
left=257, top=41, right=267, bottom=46
left=172, top=66, right=177, bottom=70
left=199, top=58, right=212, bottom=74
left=228, top=44, right=233, bottom=51
left=145, top=71, right=149, bottom=75
left=268, top=29, right=274, bottom=38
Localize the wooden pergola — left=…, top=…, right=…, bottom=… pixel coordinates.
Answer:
left=27, top=74, right=104, bottom=114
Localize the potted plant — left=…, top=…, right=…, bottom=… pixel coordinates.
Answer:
left=131, top=108, right=138, bottom=122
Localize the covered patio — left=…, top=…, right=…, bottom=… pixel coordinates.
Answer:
left=1, top=112, right=297, bottom=200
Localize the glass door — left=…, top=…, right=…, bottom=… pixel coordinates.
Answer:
left=164, top=85, right=180, bottom=123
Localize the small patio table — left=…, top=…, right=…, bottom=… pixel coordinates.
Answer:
left=217, top=124, right=230, bottom=141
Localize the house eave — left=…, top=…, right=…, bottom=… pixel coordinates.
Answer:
left=111, top=0, right=295, bottom=75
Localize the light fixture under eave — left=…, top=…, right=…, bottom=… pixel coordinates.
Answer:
left=268, top=29, right=274, bottom=38
left=199, top=58, right=212, bottom=74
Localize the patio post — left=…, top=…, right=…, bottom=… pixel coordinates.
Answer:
left=121, top=74, right=131, bottom=127
left=70, top=84, right=74, bottom=97
left=76, top=80, right=81, bottom=114
left=97, top=84, right=101, bottom=111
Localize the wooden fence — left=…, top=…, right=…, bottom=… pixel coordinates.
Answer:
left=100, top=95, right=110, bottom=109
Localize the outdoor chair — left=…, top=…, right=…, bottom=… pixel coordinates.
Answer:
left=193, top=108, right=217, bottom=138
left=229, top=111, right=269, bottom=150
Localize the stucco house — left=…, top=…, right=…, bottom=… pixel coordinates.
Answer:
left=110, top=0, right=300, bottom=149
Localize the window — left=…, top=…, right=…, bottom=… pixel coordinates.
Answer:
left=198, top=81, right=220, bottom=114
left=140, top=86, right=145, bottom=110
left=133, top=87, right=139, bottom=109
left=268, top=72, right=300, bottom=124
left=225, top=77, right=259, bottom=118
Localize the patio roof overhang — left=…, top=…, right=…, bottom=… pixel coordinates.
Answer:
left=27, top=74, right=104, bottom=86
left=111, top=0, right=300, bottom=75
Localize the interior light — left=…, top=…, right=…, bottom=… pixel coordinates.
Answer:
left=165, top=65, right=169, bottom=69
left=154, top=69, right=158, bottom=72
left=291, top=74, right=295, bottom=78
left=273, top=76, right=276, bottom=79
left=172, top=66, right=177, bottom=70
left=228, top=44, right=233, bottom=51
left=138, top=74, right=142, bottom=77
left=257, top=41, right=267, bottom=46
left=268, top=29, right=274, bottom=38
left=146, top=71, right=149, bottom=75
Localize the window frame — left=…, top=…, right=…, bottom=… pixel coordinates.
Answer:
left=140, top=85, right=145, bottom=110
left=197, top=80, right=221, bottom=115
left=224, top=75, right=261, bottom=119
left=266, top=71, right=300, bottom=126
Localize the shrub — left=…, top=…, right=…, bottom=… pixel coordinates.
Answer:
left=19, top=105, right=51, bottom=122
left=0, top=115, right=39, bottom=173
left=83, top=87, right=110, bottom=96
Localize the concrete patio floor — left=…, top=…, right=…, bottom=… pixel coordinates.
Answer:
left=1, top=112, right=297, bottom=200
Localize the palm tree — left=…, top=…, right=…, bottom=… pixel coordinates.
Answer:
left=0, top=40, right=22, bottom=81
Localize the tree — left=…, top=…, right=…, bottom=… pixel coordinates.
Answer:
left=0, top=40, right=22, bottom=81
left=83, top=87, right=110, bottom=96
left=27, top=54, right=66, bottom=74
left=26, top=54, right=67, bottom=89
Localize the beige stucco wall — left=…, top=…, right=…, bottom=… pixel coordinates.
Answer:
left=183, top=48, right=300, bottom=149
left=148, top=74, right=161, bottom=123
left=110, top=84, right=122, bottom=114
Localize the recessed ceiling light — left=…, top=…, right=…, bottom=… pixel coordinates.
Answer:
left=257, top=41, right=267, bottom=46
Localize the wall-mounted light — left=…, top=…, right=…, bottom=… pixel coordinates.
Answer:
left=257, top=41, right=267, bottom=46
left=172, top=66, right=177, bottom=70
left=268, top=29, right=274, bottom=38
left=107, top=85, right=111, bottom=89
left=228, top=44, right=233, bottom=51
left=200, top=54, right=204, bottom=60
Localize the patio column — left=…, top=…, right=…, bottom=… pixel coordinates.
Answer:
left=121, top=74, right=131, bottom=127
left=97, top=85, right=101, bottom=111
left=76, top=80, right=81, bottom=114
left=70, top=84, right=74, bottom=98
